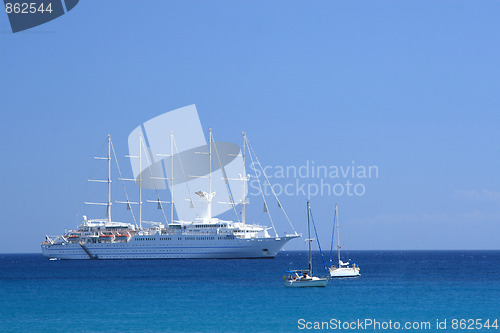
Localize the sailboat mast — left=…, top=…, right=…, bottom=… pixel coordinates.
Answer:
left=86, top=135, right=115, bottom=222
left=208, top=128, right=212, bottom=219
left=242, top=131, right=246, bottom=224
left=170, top=131, right=174, bottom=224
left=307, top=201, right=312, bottom=275
left=107, top=134, right=111, bottom=223
left=336, top=204, right=341, bottom=265
left=139, top=134, right=143, bottom=229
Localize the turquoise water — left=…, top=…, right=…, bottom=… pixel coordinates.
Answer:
left=1, top=251, right=499, bottom=332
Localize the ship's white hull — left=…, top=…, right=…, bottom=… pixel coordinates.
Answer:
left=41, top=235, right=295, bottom=260
left=329, top=267, right=360, bottom=278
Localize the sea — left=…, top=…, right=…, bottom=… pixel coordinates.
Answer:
left=1, top=251, right=499, bottom=333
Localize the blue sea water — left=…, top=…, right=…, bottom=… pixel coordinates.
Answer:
left=1, top=251, right=499, bottom=332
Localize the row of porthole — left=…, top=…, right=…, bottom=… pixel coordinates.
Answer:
left=54, top=239, right=240, bottom=252
left=56, top=242, right=234, bottom=252
left=57, top=248, right=231, bottom=254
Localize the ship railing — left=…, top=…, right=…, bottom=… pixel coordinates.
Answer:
left=182, top=232, right=218, bottom=236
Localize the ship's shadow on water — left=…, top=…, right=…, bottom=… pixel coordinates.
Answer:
left=1, top=251, right=500, bottom=332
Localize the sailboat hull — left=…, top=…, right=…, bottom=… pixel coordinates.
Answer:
left=329, top=267, right=360, bottom=278
left=284, top=277, right=328, bottom=288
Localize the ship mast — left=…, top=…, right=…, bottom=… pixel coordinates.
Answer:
left=139, top=134, right=143, bottom=229
left=170, top=131, right=174, bottom=224
left=242, top=131, right=246, bottom=224
left=107, top=134, right=112, bottom=223
left=85, top=134, right=114, bottom=223
left=208, top=128, right=213, bottom=219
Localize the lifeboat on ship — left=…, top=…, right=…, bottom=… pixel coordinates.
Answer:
left=99, top=234, right=114, bottom=240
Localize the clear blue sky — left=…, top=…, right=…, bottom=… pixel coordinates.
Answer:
left=1, top=0, right=499, bottom=253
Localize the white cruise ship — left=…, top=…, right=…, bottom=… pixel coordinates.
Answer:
left=41, top=215, right=296, bottom=260
left=42, top=107, right=298, bottom=259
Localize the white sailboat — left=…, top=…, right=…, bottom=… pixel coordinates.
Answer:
left=329, top=204, right=360, bottom=278
left=284, top=201, right=328, bottom=288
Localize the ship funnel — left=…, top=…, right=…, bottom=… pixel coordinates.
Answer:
left=195, top=191, right=216, bottom=221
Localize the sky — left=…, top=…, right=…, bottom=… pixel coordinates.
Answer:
left=1, top=0, right=499, bottom=253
